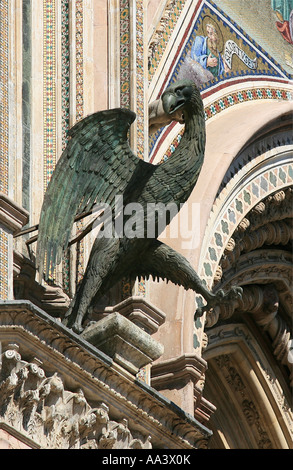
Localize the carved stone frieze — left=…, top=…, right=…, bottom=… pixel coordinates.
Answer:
left=204, top=324, right=293, bottom=447
left=206, top=283, right=293, bottom=387
left=0, top=343, right=151, bottom=449
left=0, top=300, right=212, bottom=449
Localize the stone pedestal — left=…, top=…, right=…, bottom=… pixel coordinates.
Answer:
left=103, top=296, right=166, bottom=334
left=82, top=312, right=164, bottom=375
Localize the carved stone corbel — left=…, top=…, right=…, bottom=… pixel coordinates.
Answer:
left=206, top=284, right=293, bottom=387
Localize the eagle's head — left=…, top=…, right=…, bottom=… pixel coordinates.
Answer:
left=162, top=80, right=201, bottom=123
left=148, top=80, right=202, bottom=134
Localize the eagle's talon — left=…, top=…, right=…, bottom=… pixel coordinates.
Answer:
left=194, top=286, right=243, bottom=320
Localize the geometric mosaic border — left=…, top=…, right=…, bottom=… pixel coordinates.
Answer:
left=0, top=227, right=9, bottom=300
left=75, top=0, right=85, bottom=283
left=148, top=0, right=188, bottom=82
left=43, top=0, right=57, bottom=191
left=0, top=0, right=9, bottom=299
left=204, top=88, right=292, bottom=121
left=152, top=87, right=293, bottom=162
left=198, top=153, right=293, bottom=287
left=119, top=0, right=147, bottom=160
left=120, top=0, right=131, bottom=108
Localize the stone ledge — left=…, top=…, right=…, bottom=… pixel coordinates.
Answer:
left=103, top=296, right=166, bottom=334
left=151, top=354, right=207, bottom=389
left=0, top=193, right=29, bottom=234
left=81, top=312, right=164, bottom=374
left=0, top=300, right=212, bottom=449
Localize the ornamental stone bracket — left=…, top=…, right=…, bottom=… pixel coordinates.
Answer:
left=81, top=312, right=164, bottom=375
left=206, top=284, right=293, bottom=388
left=0, top=300, right=212, bottom=449
left=101, top=296, right=166, bottom=335
left=151, top=354, right=216, bottom=425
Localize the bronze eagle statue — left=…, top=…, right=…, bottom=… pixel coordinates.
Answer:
left=36, top=80, right=242, bottom=333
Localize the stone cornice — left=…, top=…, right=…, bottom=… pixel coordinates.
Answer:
left=0, top=193, right=29, bottom=234
left=151, top=354, right=207, bottom=389
left=103, top=296, right=166, bottom=334
left=0, top=301, right=211, bottom=449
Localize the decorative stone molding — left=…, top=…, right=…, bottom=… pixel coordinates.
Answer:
left=198, top=153, right=293, bottom=290
left=0, top=193, right=29, bottom=235
left=0, top=301, right=211, bottom=449
left=206, top=284, right=293, bottom=387
left=151, top=354, right=207, bottom=389
left=102, top=296, right=166, bottom=334
left=218, top=188, right=293, bottom=277
left=13, top=251, right=70, bottom=317
left=204, top=324, right=293, bottom=448
left=220, top=219, right=292, bottom=273
left=151, top=354, right=216, bottom=424
left=0, top=194, right=29, bottom=300
left=214, top=354, right=273, bottom=449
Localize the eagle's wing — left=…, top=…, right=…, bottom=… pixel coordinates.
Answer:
left=36, top=108, right=143, bottom=280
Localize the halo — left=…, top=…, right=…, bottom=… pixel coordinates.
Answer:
left=201, top=15, right=224, bottom=53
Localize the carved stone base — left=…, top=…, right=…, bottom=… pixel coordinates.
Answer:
left=82, top=312, right=164, bottom=374
left=102, top=296, right=166, bottom=334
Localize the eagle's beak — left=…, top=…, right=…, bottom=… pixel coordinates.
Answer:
left=162, top=93, right=186, bottom=115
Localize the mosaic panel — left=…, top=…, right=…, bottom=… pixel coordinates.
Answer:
left=61, top=0, right=71, bottom=293
left=61, top=0, right=70, bottom=151
left=120, top=0, right=131, bottom=107
left=0, top=1, right=9, bottom=299
left=76, top=0, right=84, bottom=123
left=119, top=0, right=147, bottom=295
left=154, top=0, right=291, bottom=93
left=119, top=0, right=147, bottom=159
left=135, top=0, right=146, bottom=159
left=75, top=0, right=85, bottom=283
left=148, top=0, right=292, bottom=160
left=148, top=0, right=187, bottom=81
left=22, top=0, right=32, bottom=213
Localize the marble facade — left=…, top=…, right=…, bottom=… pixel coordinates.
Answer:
left=0, top=0, right=292, bottom=449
